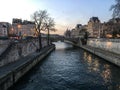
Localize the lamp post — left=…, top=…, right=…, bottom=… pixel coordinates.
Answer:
left=17, top=24, right=21, bottom=39
left=11, top=28, right=14, bottom=35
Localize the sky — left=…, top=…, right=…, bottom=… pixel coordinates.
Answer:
left=0, top=0, right=115, bottom=35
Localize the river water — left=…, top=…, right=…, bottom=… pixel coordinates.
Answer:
left=10, top=42, right=120, bottom=90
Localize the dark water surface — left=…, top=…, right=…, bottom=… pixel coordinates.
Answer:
left=10, top=42, right=120, bottom=90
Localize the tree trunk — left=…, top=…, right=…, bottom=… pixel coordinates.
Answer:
left=47, top=29, right=50, bottom=46
left=39, top=32, right=42, bottom=49
left=37, top=30, right=42, bottom=52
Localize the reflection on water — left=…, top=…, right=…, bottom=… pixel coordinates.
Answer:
left=101, top=64, right=111, bottom=84
left=83, top=51, right=120, bottom=90
left=84, top=52, right=100, bottom=72
left=10, top=42, right=120, bottom=90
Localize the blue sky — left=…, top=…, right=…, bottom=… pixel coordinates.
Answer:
left=0, top=0, right=115, bottom=35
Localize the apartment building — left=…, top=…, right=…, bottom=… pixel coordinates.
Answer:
left=12, top=18, right=35, bottom=37
left=87, top=17, right=101, bottom=38
left=0, top=22, right=11, bottom=37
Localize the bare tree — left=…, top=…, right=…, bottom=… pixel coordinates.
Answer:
left=44, top=17, right=56, bottom=45
left=31, top=10, right=48, bottom=51
left=110, top=0, right=120, bottom=18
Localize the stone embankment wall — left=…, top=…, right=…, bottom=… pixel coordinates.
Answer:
left=81, top=45, right=120, bottom=67
left=87, top=39, right=120, bottom=54
left=0, top=38, right=47, bottom=67
left=0, top=45, right=55, bottom=90
left=0, top=40, right=10, bottom=55
left=65, top=39, right=120, bottom=67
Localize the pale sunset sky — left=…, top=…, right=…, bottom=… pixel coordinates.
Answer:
left=0, top=0, right=115, bottom=35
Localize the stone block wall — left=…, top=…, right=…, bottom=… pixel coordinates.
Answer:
left=0, top=45, right=55, bottom=90
left=0, top=40, right=10, bottom=55
left=0, top=38, right=48, bottom=67
left=88, top=39, right=120, bottom=54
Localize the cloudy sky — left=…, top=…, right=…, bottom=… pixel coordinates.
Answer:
left=0, top=0, right=115, bottom=35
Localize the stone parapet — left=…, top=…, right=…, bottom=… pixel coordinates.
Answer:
left=88, top=38, right=120, bottom=54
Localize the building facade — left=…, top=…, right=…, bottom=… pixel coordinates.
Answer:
left=71, top=24, right=82, bottom=38
left=0, top=22, right=11, bottom=37
left=12, top=18, right=35, bottom=37
left=87, top=17, right=101, bottom=38
left=101, top=18, right=120, bottom=38
left=64, top=29, right=71, bottom=38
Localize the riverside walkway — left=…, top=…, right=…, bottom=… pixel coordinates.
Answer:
left=0, top=45, right=55, bottom=90
left=0, top=52, right=38, bottom=77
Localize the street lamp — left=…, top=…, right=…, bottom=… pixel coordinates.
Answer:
left=18, top=24, right=21, bottom=28
left=17, top=24, right=21, bottom=39
left=11, top=28, right=14, bottom=35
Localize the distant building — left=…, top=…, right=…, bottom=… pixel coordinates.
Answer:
left=0, top=22, right=11, bottom=37
left=79, top=25, right=88, bottom=38
left=64, top=29, right=71, bottom=38
left=12, top=18, right=35, bottom=37
left=87, top=17, right=101, bottom=38
left=12, top=18, right=22, bottom=24
left=70, top=24, right=88, bottom=38
left=110, top=18, right=120, bottom=23
left=75, top=24, right=82, bottom=29
left=70, top=24, right=82, bottom=38
left=101, top=18, right=120, bottom=38
left=71, top=28, right=78, bottom=38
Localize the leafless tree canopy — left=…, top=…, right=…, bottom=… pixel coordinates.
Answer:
left=45, top=17, right=56, bottom=32
left=31, top=10, right=56, bottom=49
left=31, top=10, right=48, bottom=34
left=31, top=10, right=56, bottom=34
left=110, top=0, right=120, bottom=18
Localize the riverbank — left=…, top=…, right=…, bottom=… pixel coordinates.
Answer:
left=81, top=45, right=120, bottom=67
left=0, top=44, right=55, bottom=90
left=65, top=40, right=120, bottom=67
left=7, top=41, right=120, bottom=90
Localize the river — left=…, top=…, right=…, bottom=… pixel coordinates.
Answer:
left=10, top=42, right=120, bottom=90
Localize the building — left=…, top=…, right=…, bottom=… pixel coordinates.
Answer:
left=71, top=24, right=82, bottom=38
left=101, top=18, right=120, bottom=38
left=79, top=25, right=88, bottom=38
left=12, top=18, right=35, bottom=37
left=64, top=29, right=71, bottom=38
left=70, top=24, right=88, bottom=38
left=71, top=28, right=81, bottom=38
left=0, top=22, right=11, bottom=37
left=87, top=17, right=101, bottom=38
